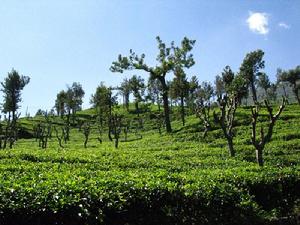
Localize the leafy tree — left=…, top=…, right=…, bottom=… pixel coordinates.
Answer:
left=1, top=69, right=30, bottom=122
left=213, top=66, right=247, bottom=157
left=55, top=90, right=67, bottom=117
left=257, top=73, right=271, bottom=99
left=169, top=69, right=190, bottom=126
left=187, top=75, right=199, bottom=112
left=66, top=82, right=85, bottom=121
left=119, top=78, right=131, bottom=111
left=147, top=77, right=162, bottom=111
left=267, top=83, right=277, bottom=102
left=35, top=109, right=47, bottom=116
left=1, top=69, right=30, bottom=149
left=194, top=81, right=214, bottom=137
left=239, top=49, right=265, bottom=104
left=129, top=75, right=145, bottom=115
left=110, top=36, right=195, bottom=133
left=91, top=83, right=117, bottom=141
left=214, top=75, right=225, bottom=97
left=278, top=66, right=300, bottom=104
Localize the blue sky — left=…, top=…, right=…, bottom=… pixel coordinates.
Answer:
left=0, top=0, right=299, bottom=115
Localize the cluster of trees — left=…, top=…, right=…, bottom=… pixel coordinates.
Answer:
left=0, top=37, right=299, bottom=165
left=110, top=37, right=299, bottom=166
left=0, top=69, right=30, bottom=149
left=54, top=82, right=85, bottom=121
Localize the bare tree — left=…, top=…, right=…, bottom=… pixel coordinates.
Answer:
left=82, top=122, right=91, bottom=148
left=214, top=95, right=237, bottom=157
left=195, top=100, right=211, bottom=138
left=110, top=113, right=122, bottom=148
left=251, top=98, right=286, bottom=166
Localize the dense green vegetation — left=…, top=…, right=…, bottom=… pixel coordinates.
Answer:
left=0, top=38, right=299, bottom=224
left=0, top=103, right=299, bottom=225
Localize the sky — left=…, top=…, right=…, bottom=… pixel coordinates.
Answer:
left=0, top=0, right=299, bottom=115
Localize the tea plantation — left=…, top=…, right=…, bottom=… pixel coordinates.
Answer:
left=0, top=104, right=299, bottom=225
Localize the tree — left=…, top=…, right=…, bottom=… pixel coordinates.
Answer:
left=110, top=36, right=195, bottom=133
left=187, top=75, right=199, bottom=113
left=1, top=69, right=30, bottom=149
left=1, top=69, right=30, bottom=122
left=257, top=73, right=271, bottom=99
left=213, top=66, right=247, bottom=157
left=91, top=83, right=117, bottom=141
left=214, top=75, right=225, bottom=97
left=129, top=75, right=145, bottom=115
left=55, top=90, right=67, bottom=117
left=66, top=82, right=85, bottom=122
left=278, top=66, right=300, bottom=105
left=147, top=77, right=162, bottom=111
left=195, top=81, right=214, bottom=137
left=239, top=49, right=265, bottom=104
left=169, top=69, right=190, bottom=126
left=119, top=78, right=131, bottom=111
left=251, top=98, right=286, bottom=166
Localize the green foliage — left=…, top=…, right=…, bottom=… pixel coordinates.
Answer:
left=1, top=68, right=30, bottom=116
left=239, top=49, right=265, bottom=104
left=277, top=65, right=300, bottom=104
left=0, top=103, right=299, bottom=224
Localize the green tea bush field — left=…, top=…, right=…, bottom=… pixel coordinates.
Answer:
left=0, top=104, right=299, bottom=225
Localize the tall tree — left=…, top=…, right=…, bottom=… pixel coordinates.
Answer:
left=278, top=66, right=300, bottom=105
left=239, top=49, right=265, bottom=104
left=187, top=75, right=199, bottom=113
left=147, top=77, right=162, bottom=111
left=257, top=73, right=271, bottom=99
left=119, top=78, right=131, bottom=111
left=129, top=75, right=145, bottom=115
left=214, top=75, right=225, bottom=98
left=169, top=69, right=190, bottom=126
left=213, top=66, right=247, bottom=157
left=91, top=83, right=117, bottom=141
left=1, top=69, right=30, bottom=122
left=110, top=36, right=195, bottom=132
left=66, top=82, right=85, bottom=121
left=55, top=90, right=67, bottom=117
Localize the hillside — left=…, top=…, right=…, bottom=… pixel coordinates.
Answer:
left=0, top=103, right=299, bottom=225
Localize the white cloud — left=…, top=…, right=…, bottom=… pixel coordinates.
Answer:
left=278, top=22, right=290, bottom=29
left=246, top=11, right=269, bottom=35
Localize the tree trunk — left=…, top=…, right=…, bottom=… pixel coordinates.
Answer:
left=256, top=148, right=263, bottom=166
left=135, top=101, right=139, bottom=117
left=162, top=89, right=172, bottom=133
left=84, top=136, right=88, bottom=148
left=227, top=136, right=235, bottom=157
left=251, top=82, right=258, bottom=104
left=108, top=124, right=113, bottom=141
left=180, top=95, right=185, bottom=126
left=115, top=138, right=119, bottom=148
left=159, top=76, right=172, bottom=133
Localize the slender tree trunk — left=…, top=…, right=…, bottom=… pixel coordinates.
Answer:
left=227, top=136, right=235, bottom=157
left=114, top=135, right=119, bottom=148
left=180, top=95, right=185, bottom=126
left=125, top=94, right=129, bottom=112
left=84, top=136, right=88, bottom=148
left=135, top=101, right=139, bottom=117
left=256, top=148, right=263, bottom=166
left=159, top=77, right=172, bottom=133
